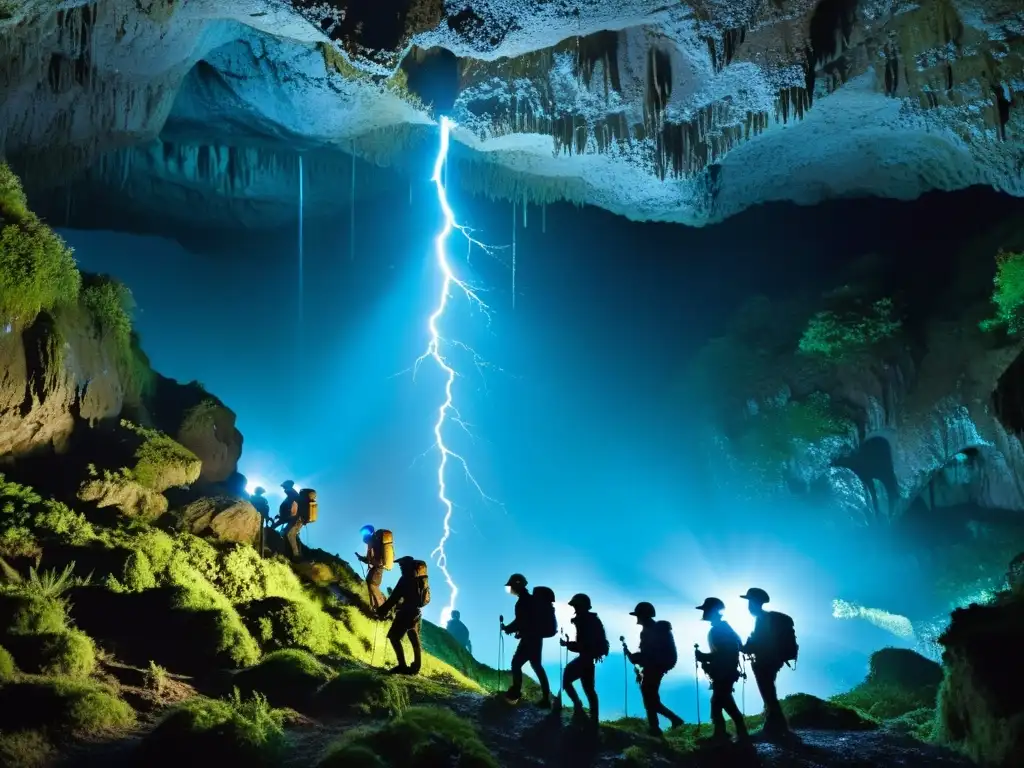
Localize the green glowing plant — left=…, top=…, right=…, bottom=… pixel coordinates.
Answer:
left=980, top=250, right=1024, bottom=335
left=734, top=392, right=853, bottom=466
left=799, top=295, right=901, bottom=360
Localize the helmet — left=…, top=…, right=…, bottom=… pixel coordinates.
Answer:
left=696, top=597, right=725, bottom=614
left=568, top=593, right=592, bottom=611
left=740, top=588, right=770, bottom=605
left=360, top=524, right=375, bottom=541
left=629, top=601, right=656, bottom=619
left=505, top=573, right=527, bottom=588
left=281, top=480, right=295, bottom=489
left=451, top=610, right=461, bottom=620
left=395, top=556, right=415, bottom=569
left=253, top=487, right=266, bottom=495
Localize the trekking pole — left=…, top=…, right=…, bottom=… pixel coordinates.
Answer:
left=498, top=615, right=504, bottom=692
left=619, top=636, right=628, bottom=717
left=693, top=644, right=702, bottom=727
left=741, top=653, right=747, bottom=715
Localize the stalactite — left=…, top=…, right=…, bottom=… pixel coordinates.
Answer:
left=542, top=204, right=546, bottom=234
left=511, top=199, right=517, bottom=310
left=644, top=47, right=673, bottom=135
left=522, top=192, right=527, bottom=228
left=575, top=30, right=621, bottom=98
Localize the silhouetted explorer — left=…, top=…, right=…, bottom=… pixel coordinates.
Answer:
left=740, top=587, right=798, bottom=739
left=250, top=487, right=270, bottom=556
left=446, top=609, right=472, bottom=653
left=377, top=556, right=430, bottom=675
left=694, top=597, right=751, bottom=746
left=501, top=573, right=553, bottom=707
left=625, top=601, right=684, bottom=736
left=355, top=525, right=393, bottom=610
left=272, top=480, right=300, bottom=531
left=280, top=486, right=317, bottom=561
left=560, top=593, right=608, bottom=725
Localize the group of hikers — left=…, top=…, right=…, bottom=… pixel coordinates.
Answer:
left=245, top=489, right=798, bottom=746
left=498, top=575, right=797, bottom=745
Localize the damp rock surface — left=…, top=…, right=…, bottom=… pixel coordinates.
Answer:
left=1, top=0, right=1022, bottom=230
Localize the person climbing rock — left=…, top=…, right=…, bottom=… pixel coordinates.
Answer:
left=625, top=601, right=684, bottom=736
left=500, top=573, right=552, bottom=707
left=446, top=609, right=472, bottom=653
left=377, top=555, right=430, bottom=675
left=282, top=487, right=317, bottom=561
left=740, top=587, right=796, bottom=739
left=271, top=480, right=300, bottom=531
left=355, top=525, right=393, bottom=610
left=695, top=597, right=751, bottom=746
left=250, top=487, right=270, bottom=556
left=560, top=593, right=608, bottom=725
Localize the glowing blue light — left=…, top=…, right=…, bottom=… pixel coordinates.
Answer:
left=415, top=116, right=497, bottom=626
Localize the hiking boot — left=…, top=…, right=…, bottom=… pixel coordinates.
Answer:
left=504, top=688, right=521, bottom=703
left=535, top=696, right=551, bottom=709
left=387, top=665, right=410, bottom=675
left=668, top=715, right=685, bottom=729
left=697, top=731, right=732, bottom=748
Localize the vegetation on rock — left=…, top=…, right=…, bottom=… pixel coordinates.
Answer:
left=733, top=391, right=853, bottom=469
left=319, top=705, right=498, bottom=768
left=233, top=648, right=334, bottom=710
left=315, top=668, right=411, bottom=717
left=935, top=588, right=1024, bottom=766
left=120, top=419, right=202, bottom=492
left=832, top=647, right=942, bottom=723
left=798, top=289, right=901, bottom=360
left=137, top=689, right=286, bottom=766
left=0, top=163, right=80, bottom=324
left=980, top=250, right=1024, bottom=335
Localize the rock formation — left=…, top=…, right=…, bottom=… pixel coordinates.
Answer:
left=1, top=0, right=1021, bottom=232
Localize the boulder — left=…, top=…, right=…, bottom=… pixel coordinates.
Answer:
left=179, top=496, right=259, bottom=545
left=77, top=471, right=168, bottom=521
left=1, top=313, right=123, bottom=460
left=147, top=378, right=242, bottom=485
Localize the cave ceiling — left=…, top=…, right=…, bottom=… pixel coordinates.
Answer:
left=0, top=0, right=1022, bottom=232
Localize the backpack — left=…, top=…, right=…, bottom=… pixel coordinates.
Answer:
left=373, top=529, right=395, bottom=570
left=578, top=613, right=610, bottom=660
left=647, top=620, right=678, bottom=671
left=299, top=489, right=318, bottom=523
left=531, top=587, right=558, bottom=638
left=413, top=560, right=430, bottom=607
left=768, top=612, right=799, bottom=664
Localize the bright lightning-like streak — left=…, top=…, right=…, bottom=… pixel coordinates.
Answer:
left=414, top=116, right=497, bottom=626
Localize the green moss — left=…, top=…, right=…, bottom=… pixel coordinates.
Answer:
left=777, top=693, right=878, bottom=731
left=0, top=590, right=68, bottom=635
left=887, top=707, right=937, bottom=741
left=0, top=730, right=55, bottom=768
left=120, top=420, right=201, bottom=492
left=981, top=250, right=1024, bottom=335
left=314, top=668, right=410, bottom=717
left=317, top=741, right=387, bottom=767
left=137, top=690, right=286, bottom=767
left=2, top=629, right=97, bottom=678
left=935, top=593, right=1024, bottom=766
left=1, top=475, right=94, bottom=556
left=233, top=649, right=334, bottom=710
left=240, top=596, right=341, bottom=656
left=420, top=621, right=527, bottom=695
left=321, top=705, right=497, bottom=768
left=832, top=648, right=942, bottom=721
left=0, top=164, right=80, bottom=323
left=0, top=643, right=15, bottom=679
left=734, top=391, right=853, bottom=468
left=0, top=677, right=135, bottom=734
left=106, top=550, right=158, bottom=593
left=80, top=274, right=133, bottom=348
left=799, top=295, right=901, bottom=360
